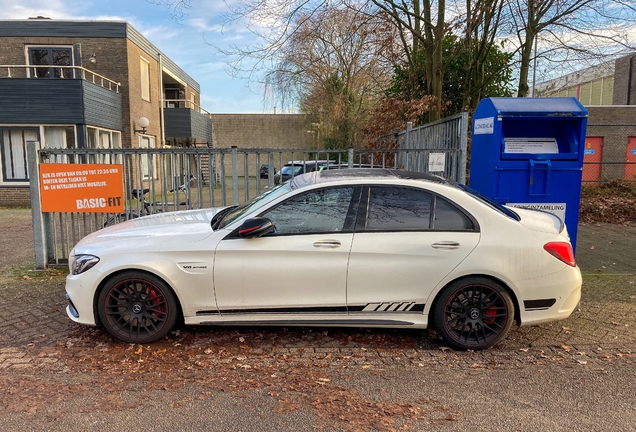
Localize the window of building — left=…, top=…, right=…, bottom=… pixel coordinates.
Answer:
left=0, top=128, right=38, bottom=183
left=87, top=127, right=122, bottom=164
left=139, top=135, right=156, bottom=179
left=27, top=46, right=73, bottom=78
left=43, top=126, right=76, bottom=163
left=140, top=57, right=151, bottom=101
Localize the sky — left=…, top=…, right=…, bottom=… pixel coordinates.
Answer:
left=1, top=0, right=270, bottom=113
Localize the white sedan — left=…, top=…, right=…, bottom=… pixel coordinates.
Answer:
left=65, top=169, right=581, bottom=350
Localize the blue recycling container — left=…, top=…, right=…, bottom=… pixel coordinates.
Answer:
left=470, top=97, right=588, bottom=253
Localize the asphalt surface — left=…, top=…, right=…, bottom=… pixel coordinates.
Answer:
left=0, top=209, right=635, bottom=431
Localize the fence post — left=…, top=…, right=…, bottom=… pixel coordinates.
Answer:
left=459, top=111, right=469, bottom=185
left=348, top=147, right=354, bottom=168
left=231, top=146, right=239, bottom=205
left=27, top=142, right=48, bottom=269
left=405, top=122, right=412, bottom=170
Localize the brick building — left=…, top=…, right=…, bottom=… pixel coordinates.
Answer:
left=534, top=54, right=636, bottom=182
left=0, top=18, right=212, bottom=206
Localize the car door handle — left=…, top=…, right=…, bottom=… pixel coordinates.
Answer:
left=313, top=240, right=341, bottom=248
left=431, top=241, right=460, bottom=250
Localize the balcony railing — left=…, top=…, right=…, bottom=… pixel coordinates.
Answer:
left=163, top=99, right=210, bottom=115
left=0, top=65, right=121, bottom=93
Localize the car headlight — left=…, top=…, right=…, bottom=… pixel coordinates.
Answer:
left=71, top=254, right=100, bottom=275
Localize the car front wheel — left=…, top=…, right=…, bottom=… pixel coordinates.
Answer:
left=97, top=271, right=178, bottom=343
left=434, top=277, right=514, bottom=350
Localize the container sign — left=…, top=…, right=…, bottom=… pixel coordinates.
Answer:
left=584, top=149, right=595, bottom=155
left=474, top=117, right=494, bottom=135
left=507, top=203, right=566, bottom=223
left=504, top=137, right=558, bottom=154
left=39, top=163, right=124, bottom=213
left=632, top=149, right=636, bottom=155
left=428, top=153, right=446, bottom=172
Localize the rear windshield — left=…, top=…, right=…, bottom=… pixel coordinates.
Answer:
left=456, top=183, right=520, bottom=221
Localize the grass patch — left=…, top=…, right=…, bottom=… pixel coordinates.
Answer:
left=8, top=265, right=68, bottom=280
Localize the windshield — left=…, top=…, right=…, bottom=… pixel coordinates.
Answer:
left=281, top=165, right=303, bottom=176
left=217, top=183, right=293, bottom=229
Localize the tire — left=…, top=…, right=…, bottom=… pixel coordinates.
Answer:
left=434, top=277, right=514, bottom=350
left=97, top=271, right=178, bottom=343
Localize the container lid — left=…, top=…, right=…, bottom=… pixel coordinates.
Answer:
left=485, top=97, right=588, bottom=117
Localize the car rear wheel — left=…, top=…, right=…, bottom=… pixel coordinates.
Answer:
left=97, top=271, right=178, bottom=343
left=434, top=277, right=514, bottom=350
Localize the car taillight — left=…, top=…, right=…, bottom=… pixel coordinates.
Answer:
left=544, top=242, right=576, bottom=267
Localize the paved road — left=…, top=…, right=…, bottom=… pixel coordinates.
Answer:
left=1, top=209, right=635, bottom=431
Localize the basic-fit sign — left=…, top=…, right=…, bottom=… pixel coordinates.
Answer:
left=39, top=163, right=124, bottom=213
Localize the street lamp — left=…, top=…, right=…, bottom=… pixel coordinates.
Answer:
left=134, top=117, right=150, bottom=134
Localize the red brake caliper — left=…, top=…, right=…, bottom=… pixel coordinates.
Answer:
left=484, top=307, right=496, bottom=325
left=148, top=288, right=164, bottom=315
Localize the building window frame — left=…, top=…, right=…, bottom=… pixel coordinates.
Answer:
left=0, top=127, right=40, bottom=184
left=25, top=45, right=74, bottom=79
left=139, top=135, right=156, bottom=179
left=140, top=56, right=151, bottom=102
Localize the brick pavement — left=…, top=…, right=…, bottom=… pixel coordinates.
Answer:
left=0, top=219, right=634, bottom=370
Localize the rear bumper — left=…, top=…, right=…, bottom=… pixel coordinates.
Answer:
left=517, top=265, right=582, bottom=326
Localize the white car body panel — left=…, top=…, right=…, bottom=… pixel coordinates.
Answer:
left=65, top=170, right=582, bottom=348
left=213, top=233, right=353, bottom=311
left=346, top=231, right=480, bottom=309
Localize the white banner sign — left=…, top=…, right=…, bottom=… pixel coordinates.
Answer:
left=507, top=203, right=566, bottom=222
left=504, top=137, right=559, bottom=154
left=428, top=153, right=446, bottom=173
left=474, top=117, right=494, bottom=135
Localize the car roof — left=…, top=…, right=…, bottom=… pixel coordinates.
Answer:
left=289, top=168, right=451, bottom=189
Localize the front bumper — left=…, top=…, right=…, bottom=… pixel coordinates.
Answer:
left=65, top=272, right=100, bottom=326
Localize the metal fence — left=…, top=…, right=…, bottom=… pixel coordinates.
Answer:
left=582, top=161, right=636, bottom=184
left=375, top=112, right=469, bottom=185
left=29, top=140, right=468, bottom=267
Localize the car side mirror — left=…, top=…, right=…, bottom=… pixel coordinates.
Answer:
left=238, top=217, right=274, bottom=239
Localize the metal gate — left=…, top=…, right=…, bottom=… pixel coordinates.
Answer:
left=28, top=114, right=468, bottom=267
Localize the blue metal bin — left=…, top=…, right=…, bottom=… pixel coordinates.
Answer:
left=470, top=97, right=588, bottom=253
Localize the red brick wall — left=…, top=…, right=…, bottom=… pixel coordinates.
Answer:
left=0, top=186, right=30, bottom=206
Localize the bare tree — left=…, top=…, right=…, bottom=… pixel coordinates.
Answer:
left=503, top=0, right=636, bottom=97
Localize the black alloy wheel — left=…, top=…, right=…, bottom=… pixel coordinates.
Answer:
left=97, top=271, right=178, bottom=343
left=434, top=277, right=514, bottom=350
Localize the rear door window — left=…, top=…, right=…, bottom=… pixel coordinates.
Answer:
left=359, top=186, right=477, bottom=232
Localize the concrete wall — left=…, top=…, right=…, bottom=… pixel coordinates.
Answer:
left=612, top=55, right=636, bottom=106
left=210, top=114, right=317, bottom=176
left=210, top=114, right=314, bottom=149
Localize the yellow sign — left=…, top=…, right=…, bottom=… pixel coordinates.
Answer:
left=39, top=163, right=124, bottom=213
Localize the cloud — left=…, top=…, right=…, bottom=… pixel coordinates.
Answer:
left=2, top=0, right=266, bottom=112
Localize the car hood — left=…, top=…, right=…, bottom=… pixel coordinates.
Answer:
left=509, top=206, right=565, bottom=236
left=74, top=208, right=226, bottom=251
